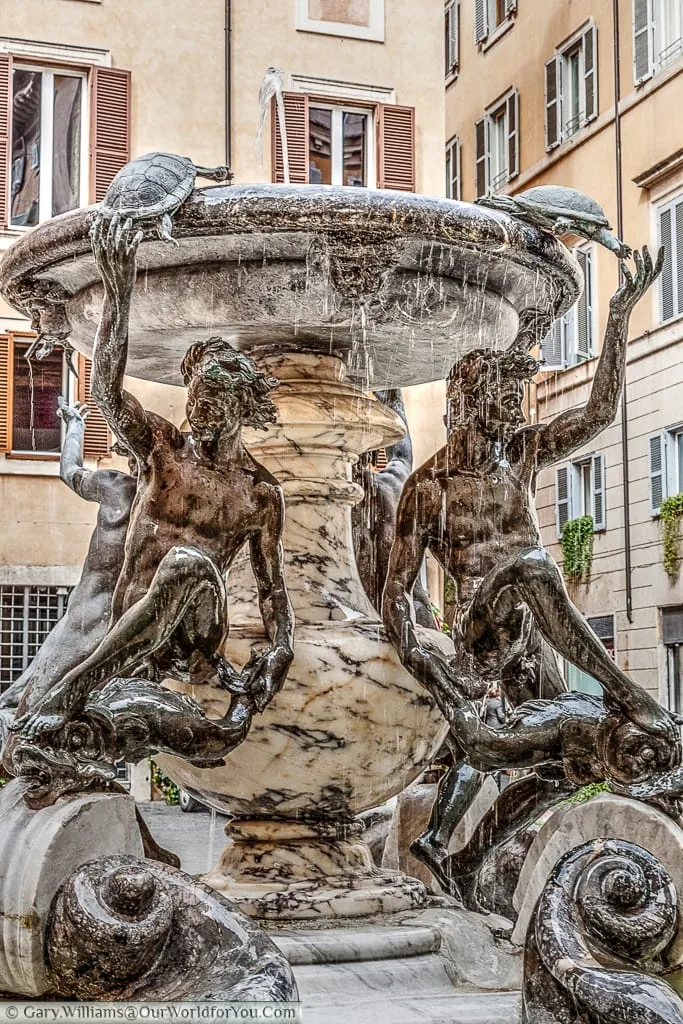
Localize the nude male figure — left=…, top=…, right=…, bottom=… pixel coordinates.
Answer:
left=383, top=247, right=680, bottom=888
left=16, top=215, right=294, bottom=745
left=1, top=399, right=136, bottom=717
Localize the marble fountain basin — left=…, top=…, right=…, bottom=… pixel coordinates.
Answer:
left=0, top=184, right=583, bottom=388
left=0, top=183, right=582, bottom=916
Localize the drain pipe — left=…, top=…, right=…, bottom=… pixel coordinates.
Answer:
left=225, top=0, right=232, bottom=168
left=612, top=0, right=633, bottom=623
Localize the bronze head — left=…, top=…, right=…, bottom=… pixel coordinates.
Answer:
left=446, top=344, right=539, bottom=436
left=180, top=337, right=278, bottom=439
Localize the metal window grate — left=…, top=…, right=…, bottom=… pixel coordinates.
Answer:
left=0, top=585, right=71, bottom=688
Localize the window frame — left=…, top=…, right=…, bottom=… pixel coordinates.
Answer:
left=0, top=583, right=71, bottom=687
left=555, top=451, right=607, bottom=537
left=648, top=423, right=683, bottom=515
left=475, top=87, right=519, bottom=197
left=10, top=60, right=89, bottom=230
left=0, top=332, right=71, bottom=459
left=474, top=0, right=517, bottom=47
left=545, top=23, right=598, bottom=151
left=295, top=0, right=385, bottom=43
left=307, top=100, right=376, bottom=188
left=657, top=192, right=683, bottom=324
left=445, top=0, right=460, bottom=78
left=565, top=613, right=615, bottom=694
left=541, top=245, right=595, bottom=369
left=445, top=135, right=461, bottom=200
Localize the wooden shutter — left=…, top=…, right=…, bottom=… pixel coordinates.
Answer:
left=542, top=318, right=565, bottom=370
left=445, top=1, right=459, bottom=74
left=649, top=432, right=668, bottom=515
left=575, top=247, right=593, bottom=359
left=271, top=92, right=309, bottom=184
left=378, top=105, right=415, bottom=191
left=0, top=54, right=11, bottom=229
left=583, top=24, right=598, bottom=123
left=90, top=67, right=131, bottom=202
left=446, top=137, right=460, bottom=200
left=0, top=334, right=11, bottom=453
left=592, top=453, right=606, bottom=531
left=474, top=0, right=488, bottom=43
left=507, top=90, right=519, bottom=179
left=545, top=56, right=561, bottom=150
left=474, top=117, right=487, bottom=198
left=633, top=0, right=654, bottom=84
left=660, top=203, right=676, bottom=322
left=504, top=0, right=517, bottom=13
left=77, top=354, right=110, bottom=459
left=556, top=464, right=573, bottom=537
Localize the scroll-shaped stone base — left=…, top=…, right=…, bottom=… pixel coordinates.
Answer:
left=0, top=779, right=296, bottom=1001
left=522, top=838, right=683, bottom=1024
left=203, top=819, right=429, bottom=920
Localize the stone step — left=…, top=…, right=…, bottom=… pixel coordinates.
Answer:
left=270, top=927, right=521, bottom=1024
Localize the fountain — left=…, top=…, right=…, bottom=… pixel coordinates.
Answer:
left=0, top=183, right=581, bottom=924
left=5, top=173, right=683, bottom=1022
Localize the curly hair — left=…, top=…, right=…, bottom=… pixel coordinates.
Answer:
left=180, top=337, right=279, bottom=430
left=446, top=345, right=539, bottom=401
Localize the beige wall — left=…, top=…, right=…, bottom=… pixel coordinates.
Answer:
left=0, top=0, right=446, bottom=581
left=446, top=0, right=683, bottom=700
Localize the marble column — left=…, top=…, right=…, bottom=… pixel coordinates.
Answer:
left=157, top=352, right=451, bottom=919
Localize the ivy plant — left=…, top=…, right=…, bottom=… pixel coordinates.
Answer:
left=561, top=516, right=594, bottom=584
left=660, top=493, right=683, bottom=578
left=150, top=759, right=180, bottom=805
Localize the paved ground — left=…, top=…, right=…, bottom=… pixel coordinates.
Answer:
left=137, top=800, right=229, bottom=875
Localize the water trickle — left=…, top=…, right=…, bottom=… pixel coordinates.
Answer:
left=207, top=806, right=218, bottom=873
left=256, top=67, right=290, bottom=185
left=26, top=353, right=37, bottom=451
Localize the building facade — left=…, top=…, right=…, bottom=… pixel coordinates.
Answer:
left=0, top=0, right=447, bottom=719
left=445, top=0, right=683, bottom=705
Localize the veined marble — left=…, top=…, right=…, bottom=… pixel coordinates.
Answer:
left=157, top=353, right=450, bottom=918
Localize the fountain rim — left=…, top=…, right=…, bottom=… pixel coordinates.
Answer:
left=0, top=182, right=583, bottom=321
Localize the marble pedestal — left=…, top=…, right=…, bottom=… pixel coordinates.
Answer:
left=157, top=353, right=451, bottom=918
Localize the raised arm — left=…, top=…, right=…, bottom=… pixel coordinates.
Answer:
left=89, top=215, right=154, bottom=460
left=57, top=397, right=92, bottom=497
left=537, top=246, right=663, bottom=471
left=244, top=485, right=295, bottom=711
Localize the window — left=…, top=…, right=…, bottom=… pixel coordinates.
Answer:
left=658, top=194, right=683, bottom=322
left=663, top=605, right=683, bottom=712
left=11, top=338, right=65, bottom=453
left=474, top=88, right=519, bottom=197
left=541, top=247, right=594, bottom=369
left=272, top=92, right=415, bottom=191
left=0, top=584, right=71, bottom=687
left=308, top=105, right=373, bottom=187
left=296, top=0, right=385, bottom=42
left=634, top=0, right=683, bottom=83
left=555, top=453, right=606, bottom=536
left=445, top=1, right=460, bottom=76
left=0, top=335, right=110, bottom=459
left=648, top=426, right=683, bottom=514
left=10, top=64, right=88, bottom=227
left=445, top=136, right=461, bottom=199
left=474, top=0, right=517, bottom=44
left=565, top=614, right=614, bottom=695
left=545, top=25, right=598, bottom=149
left=1, top=55, right=131, bottom=230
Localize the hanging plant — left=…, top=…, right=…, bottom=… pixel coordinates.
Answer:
left=150, top=759, right=180, bottom=805
left=660, top=493, right=683, bottom=578
left=561, top=516, right=594, bottom=583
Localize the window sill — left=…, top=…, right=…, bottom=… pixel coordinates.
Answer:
left=0, top=456, right=61, bottom=477
left=481, top=18, right=515, bottom=53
